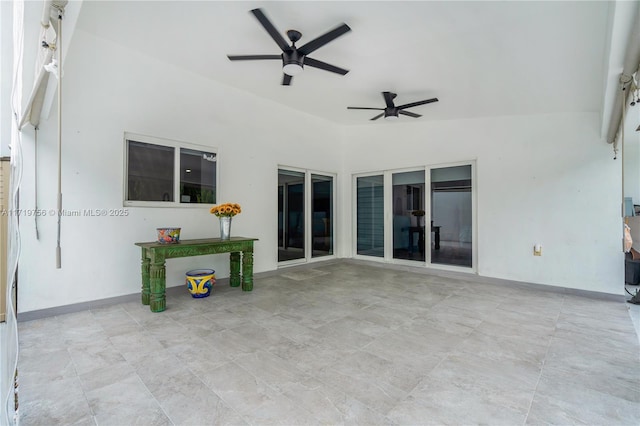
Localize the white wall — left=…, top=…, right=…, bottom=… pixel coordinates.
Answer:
left=342, top=113, right=623, bottom=294
left=16, top=28, right=343, bottom=313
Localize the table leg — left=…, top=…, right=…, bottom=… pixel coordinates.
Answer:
left=230, top=252, right=241, bottom=287
left=141, top=255, right=150, bottom=306
left=242, top=249, right=254, bottom=291
left=149, top=261, right=167, bottom=312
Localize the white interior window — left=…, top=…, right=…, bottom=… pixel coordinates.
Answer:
left=124, top=132, right=217, bottom=207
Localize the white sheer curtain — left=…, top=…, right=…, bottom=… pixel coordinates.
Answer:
left=3, top=0, right=23, bottom=423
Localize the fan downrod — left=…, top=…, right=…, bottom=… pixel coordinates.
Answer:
left=287, top=30, right=302, bottom=44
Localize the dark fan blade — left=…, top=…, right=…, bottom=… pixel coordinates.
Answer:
left=251, top=8, right=291, bottom=52
left=227, top=54, right=281, bottom=61
left=398, top=110, right=422, bottom=118
left=370, top=113, right=385, bottom=121
left=304, top=57, right=349, bottom=75
left=347, top=107, right=384, bottom=110
left=282, top=74, right=292, bottom=85
left=298, top=23, right=351, bottom=55
left=382, top=92, right=396, bottom=108
left=396, top=97, right=439, bottom=110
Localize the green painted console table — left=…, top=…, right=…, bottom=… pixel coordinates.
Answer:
left=135, top=237, right=258, bottom=312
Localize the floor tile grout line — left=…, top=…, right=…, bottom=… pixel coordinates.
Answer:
left=143, top=358, right=181, bottom=425
left=188, top=363, right=253, bottom=426
left=521, top=293, right=565, bottom=426
left=212, top=355, right=311, bottom=425
left=137, top=311, right=235, bottom=425
left=372, top=297, right=485, bottom=419
left=65, top=312, right=112, bottom=426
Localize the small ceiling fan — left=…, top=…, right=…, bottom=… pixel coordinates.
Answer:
left=348, top=92, right=439, bottom=120
left=227, top=8, right=351, bottom=86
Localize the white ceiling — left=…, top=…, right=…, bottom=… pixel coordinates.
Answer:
left=74, top=1, right=612, bottom=125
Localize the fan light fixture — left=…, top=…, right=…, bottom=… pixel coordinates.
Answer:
left=384, top=113, right=399, bottom=120
left=283, top=63, right=303, bottom=76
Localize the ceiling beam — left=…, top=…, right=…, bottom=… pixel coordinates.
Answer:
left=604, top=2, right=640, bottom=144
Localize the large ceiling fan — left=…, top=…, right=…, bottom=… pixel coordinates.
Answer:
left=227, top=8, right=351, bottom=86
left=348, top=92, right=439, bottom=120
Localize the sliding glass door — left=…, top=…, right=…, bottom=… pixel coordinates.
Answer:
left=278, top=169, right=335, bottom=264
left=278, top=170, right=305, bottom=262
left=430, top=165, right=473, bottom=267
left=393, top=171, right=426, bottom=261
left=354, top=163, right=474, bottom=270
left=312, top=174, right=333, bottom=258
left=356, top=175, right=384, bottom=257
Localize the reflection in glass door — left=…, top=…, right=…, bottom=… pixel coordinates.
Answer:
left=356, top=175, right=384, bottom=257
left=392, top=171, right=425, bottom=262
left=312, top=174, right=333, bottom=258
left=430, top=165, right=472, bottom=267
left=278, top=169, right=305, bottom=262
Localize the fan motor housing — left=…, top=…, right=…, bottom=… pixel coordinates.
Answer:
left=283, top=51, right=305, bottom=71
left=385, top=109, right=399, bottom=119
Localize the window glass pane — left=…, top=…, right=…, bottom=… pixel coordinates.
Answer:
left=278, top=169, right=305, bottom=262
left=180, top=148, right=216, bottom=204
left=127, top=140, right=174, bottom=201
left=312, top=174, right=333, bottom=258
left=356, top=175, right=384, bottom=257
left=430, top=165, right=472, bottom=267
left=392, top=171, right=425, bottom=261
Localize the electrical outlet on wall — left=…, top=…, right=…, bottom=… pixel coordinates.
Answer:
left=533, top=244, right=542, bottom=256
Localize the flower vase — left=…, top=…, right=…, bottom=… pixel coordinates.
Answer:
left=219, top=216, right=232, bottom=240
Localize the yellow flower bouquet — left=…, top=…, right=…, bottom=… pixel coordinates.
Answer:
left=209, top=202, right=242, bottom=218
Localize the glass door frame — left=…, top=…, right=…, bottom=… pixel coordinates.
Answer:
left=391, top=167, right=428, bottom=266
left=278, top=166, right=337, bottom=267
left=428, top=161, right=477, bottom=273
left=353, top=172, right=386, bottom=259
left=352, top=161, right=477, bottom=273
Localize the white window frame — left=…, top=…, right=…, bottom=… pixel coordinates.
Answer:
left=123, top=132, right=218, bottom=208
left=352, top=160, right=477, bottom=273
